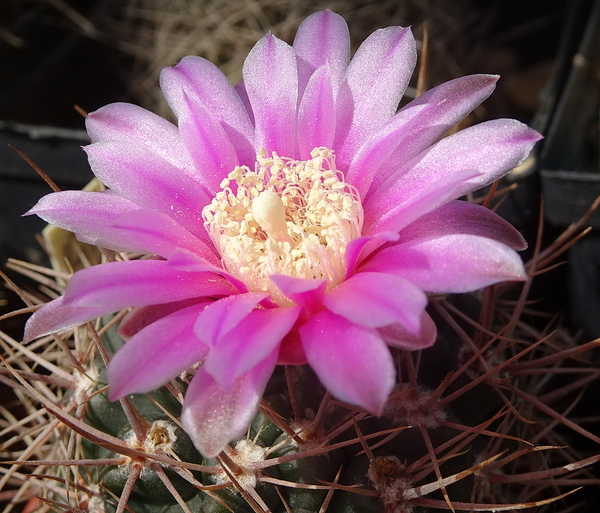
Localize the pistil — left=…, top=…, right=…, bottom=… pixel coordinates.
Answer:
left=251, top=190, right=294, bottom=244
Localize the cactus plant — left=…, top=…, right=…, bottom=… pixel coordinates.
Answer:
left=3, top=199, right=600, bottom=513
left=3, top=210, right=600, bottom=513
left=2, top=8, right=600, bottom=513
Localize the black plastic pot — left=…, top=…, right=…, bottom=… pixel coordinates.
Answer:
left=497, top=0, right=600, bottom=341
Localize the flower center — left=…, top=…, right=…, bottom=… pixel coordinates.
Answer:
left=202, top=147, right=363, bottom=305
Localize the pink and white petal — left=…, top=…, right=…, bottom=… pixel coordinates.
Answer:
left=278, top=330, right=307, bottom=365
left=160, top=56, right=255, bottom=166
left=193, top=293, right=267, bottom=348
left=25, top=190, right=145, bottom=253
left=181, top=350, right=277, bottom=457
left=344, top=231, right=399, bottom=278
left=85, top=103, right=195, bottom=173
left=166, top=248, right=248, bottom=293
left=243, top=34, right=298, bottom=157
left=24, top=296, right=113, bottom=342
left=293, top=10, right=350, bottom=97
left=397, top=200, right=527, bottom=250
left=345, top=102, right=430, bottom=198
left=107, top=303, right=210, bottom=400
left=85, top=141, right=211, bottom=236
left=119, top=298, right=213, bottom=340
left=347, top=74, right=499, bottom=197
left=362, top=234, right=527, bottom=293
left=177, top=93, right=240, bottom=192
left=234, top=81, right=254, bottom=126
left=165, top=248, right=220, bottom=273
left=111, top=210, right=219, bottom=263
left=378, top=311, right=437, bottom=351
left=334, top=26, right=416, bottom=170
left=297, top=65, right=336, bottom=159
left=323, top=272, right=426, bottom=333
left=366, top=168, right=481, bottom=237
left=299, top=311, right=395, bottom=414
left=363, top=120, right=542, bottom=234
left=203, top=306, right=300, bottom=389
left=62, top=259, right=236, bottom=308
left=270, top=274, right=327, bottom=314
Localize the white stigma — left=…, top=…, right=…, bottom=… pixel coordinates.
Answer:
left=251, top=190, right=293, bottom=244
left=202, top=147, right=363, bottom=305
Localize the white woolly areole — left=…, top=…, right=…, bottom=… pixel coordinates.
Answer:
left=143, top=420, right=178, bottom=454
left=214, top=439, right=267, bottom=489
left=75, top=364, right=98, bottom=404
left=203, top=147, right=363, bottom=306
left=123, top=420, right=178, bottom=458
left=87, top=484, right=106, bottom=513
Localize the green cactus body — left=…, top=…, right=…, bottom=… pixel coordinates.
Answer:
left=83, top=342, right=462, bottom=513
left=83, top=319, right=370, bottom=512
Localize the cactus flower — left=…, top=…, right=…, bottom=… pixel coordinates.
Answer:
left=24, top=10, right=540, bottom=457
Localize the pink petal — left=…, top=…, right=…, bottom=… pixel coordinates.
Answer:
left=203, top=306, right=300, bottom=389
left=347, top=75, right=499, bottom=197
left=234, top=81, right=254, bottom=126
left=84, top=141, right=211, bottom=237
left=278, top=330, right=307, bottom=365
left=107, top=303, right=211, bottom=400
left=85, top=102, right=195, bottom=174
left=177, top=93, right=240, bottom=192
left=299, top=311, right=395, bottom=414
left=111, top=210, right=219, bottom=263
left=62, top=259, right=236, bottom=308
left=297, top=65, right=336, bottom=159
left=25, top=190, right=143, bottom=253
left=243, top=33, right=298, bottom=157
left=270, top=275, right=327, bottom=314
left=367, top=168, right=480, bottom=238
left=378, top=311, right=437, bottom=351
left=24, top=296, right=112, bottom=342
left=363, top=119, right=542, bottom=235
left=119, top=298, right=212, bottom=340
left=344, top=231, right=399, bottom=278
left=323, top=272, right=427, bottom=333
left=166, top=248, right=248, bottom=293
left=362, top=234, right=527, bottom=293
left=334, top=26, right=416, bottom=170
left=28, top=265, right=221, bottom=345
left=181, top=351, right=277, bottom=457
left=293, top=10, right=350, bottom=97
left=194, top=293, right=268, bottom=347
left=397, top=200, right=527, bottom=250
left=160, top=56, right=255, bottom=166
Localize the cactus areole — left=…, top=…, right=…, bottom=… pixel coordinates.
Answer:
left=24, top=10, right=540, bottom=457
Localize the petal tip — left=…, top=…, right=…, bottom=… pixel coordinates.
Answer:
left=107, top=388, right=120, bottom=402
left=528, top=128, right=544, bottom=143
left=22, top=323, right=36, bottom=344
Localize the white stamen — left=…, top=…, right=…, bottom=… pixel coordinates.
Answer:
left=251, top=190, right=292, bottom=243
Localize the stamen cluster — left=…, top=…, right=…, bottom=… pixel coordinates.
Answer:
left=203, top=147, right=363, bottom=305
